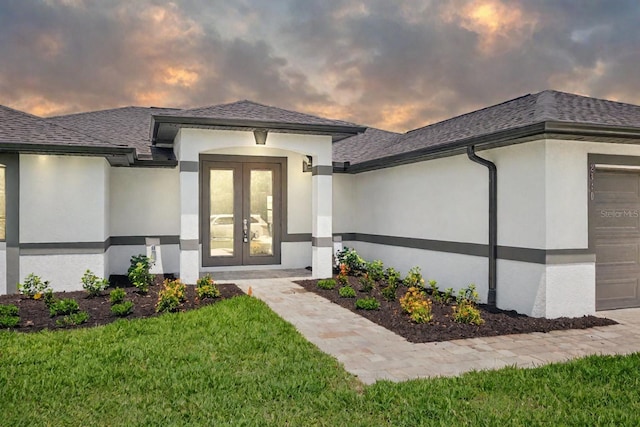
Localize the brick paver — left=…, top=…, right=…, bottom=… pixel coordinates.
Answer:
left=232, top=276, right=640, bottom=385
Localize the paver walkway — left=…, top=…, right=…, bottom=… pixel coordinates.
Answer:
left=232, top=275, right=640, bottom=385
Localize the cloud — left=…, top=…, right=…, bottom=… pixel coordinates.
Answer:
left=0, top=0, right=639, bottom=132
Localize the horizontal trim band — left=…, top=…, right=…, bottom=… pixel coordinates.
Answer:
left=336, top=232, right=593, bottom=265
left=179, top=161, right=199, bottom=172
left=19, top=235, right=181, bottom=255
left=282, top=233, right=312, bottom=242
left=180, top=239, right=199, bottom=251
left=311, top=165, right=333, bottom=176
left=312, top=237, right=333, bottom=248
left=110, top=236, right=180, bottom=246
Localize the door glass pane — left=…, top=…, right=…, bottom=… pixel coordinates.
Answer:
left=209, top=169, right=234, bottom=257
left=249, top=170, right=273, bottom=256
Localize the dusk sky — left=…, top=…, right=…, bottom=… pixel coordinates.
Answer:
left=1, top=0, right=639, bottom=132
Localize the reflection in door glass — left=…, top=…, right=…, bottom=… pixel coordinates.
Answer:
left=250, top=170, right=273, bottom=256
left=210, top=169, right=234, bottom=257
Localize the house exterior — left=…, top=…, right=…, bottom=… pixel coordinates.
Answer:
left=2, top=90, right=640, bottom=318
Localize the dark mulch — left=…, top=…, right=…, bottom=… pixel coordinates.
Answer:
left=0, top=275, right=244, bottom=333
left=296, top=277, right=617, bottom=343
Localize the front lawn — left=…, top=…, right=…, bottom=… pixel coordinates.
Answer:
left=1, top=296, right=638, bottom=426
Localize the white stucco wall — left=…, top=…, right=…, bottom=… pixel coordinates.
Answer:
left=20, top=155, right=110, bottom=243
left=109, top=167, right=180, bottom=236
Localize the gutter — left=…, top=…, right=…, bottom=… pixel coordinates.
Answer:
left=466, top=146, right=497, bottom=307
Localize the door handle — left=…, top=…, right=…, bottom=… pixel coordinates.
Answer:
left=243, top=218, right=248, bottom=243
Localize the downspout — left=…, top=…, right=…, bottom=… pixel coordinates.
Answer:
left=466, top=146, right=497, bottom=307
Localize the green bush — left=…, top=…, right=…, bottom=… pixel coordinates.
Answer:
left=128, top=254, right=153, bottom=275
left=196, top=275, right=221, bottom=299
left=109, top=288, right=126, bottom=305
left=336, top=247, right=365, bottom=273
left=111, top=301, right=134, bottom=317
left=128, top=262, right=154, bottom=294
left=403, top=266, right=425, bottom=288
left=17, top=274, right=51, bottom=299
left=49, top=298, right=80, bottom=317
left=381, top=285, right=397, bottom=301
left=43, top=289, right=56, bottom=308
left=55, top=311, right=89, bottom=327
left=338, top=286, right=356, bottom=298
left=355, top=297, right=380, bottom=310
left=385, top=267, right=402, bottom=288
left=365, top=260, right=385, bottom=281
left=81, top=270, right=109, bottom=297
left=359, top=274, right=375, bottom=293
left=452, top=284, right=484, bottom=325
left=317, top=279, right=337, bottom=290
left=0, top=304, right=19, bottom=328
left=156, top=279, right=187, bottom=313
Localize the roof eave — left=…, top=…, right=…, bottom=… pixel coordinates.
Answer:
left=0, top=142, right=136, bottom=166
left=344, top=121, right=640, bottom=173
left=150, top=115, right=366, bottom=145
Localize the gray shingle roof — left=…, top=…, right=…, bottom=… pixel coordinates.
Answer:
left=334, top=90, right=640, bottom=165
left=0, top=105, right=124, bottom=149
left=48, top=106, right=178, bottom=158
left=332, top=127, right=401, bottom=165
left=163, top=100, right=357, bottom=128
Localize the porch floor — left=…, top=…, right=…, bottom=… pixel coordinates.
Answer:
left=231, top=276, right=640, bottom=385
left=210, top=268, right=311, bottom=280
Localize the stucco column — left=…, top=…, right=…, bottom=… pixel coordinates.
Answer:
left=179, top=163, right=200, bottom=284
left=312, top=165, right=333, bottom=278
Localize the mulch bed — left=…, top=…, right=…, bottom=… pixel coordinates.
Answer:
left=296, top=277, right=617, bottom=343
left=0, top=275, right=244, bottom=333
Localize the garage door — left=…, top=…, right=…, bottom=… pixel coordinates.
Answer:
left=591, top=169, right=640, bottom=310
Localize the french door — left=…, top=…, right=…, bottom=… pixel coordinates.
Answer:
left=201, top=156, right=283, bottom=266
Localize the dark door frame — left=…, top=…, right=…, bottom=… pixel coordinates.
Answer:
left=200, top=154, right=287, bottom=267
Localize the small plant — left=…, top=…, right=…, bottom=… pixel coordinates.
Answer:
left=49, top=298, right=80, bottom=317
left=400, top=287, right=433, bottom=323
left=452, top=284, right=484, bottom=325
left=109, top=288, right=126, bottom=305
left=43, top=289, right=57, bottom=308
left=359, top=273, right=375, bottom=293
left=403, top=266, right=425, bottom=289
left=442, top=287, right=455, bottom=304
left=55, top=311, right=89, bottom=327
left=381, top=285, right=397, bottom=301
left=156, top=279, right=187, bottom=313
left=365, top=260, right=385, bottom=281
left=111, top=301, right=134, bottom=317
left=337, top=263, right=349, bottom=285
left=81, top=270, right=109, bottom=297
left=385, top=267, right=402, bottom=288
left=128, top=254, right=153, bottom=275
left=336, top=247, right=365, bottom=273
left=17, top=274, right=51, bottom=299
left=318, top=279, right=337, bottom=290
left=196, top=275, right=221, bottom=299
left=338, top=286, right=356, bottom=298
left=128, top=262, right=154, bottom=294
left=355, top=297, right=380, bottom=310
left=0, top=304, right=20, bottom=328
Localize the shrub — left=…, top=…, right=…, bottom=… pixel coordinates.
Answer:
left=49, top=298, right=80, bottom=317
left=452, top=301, right=484, bottom=325
left=156, top=279, right=187, bottom=313
left=317, top=279, right=337, bottom=290
left=0, top=304, right=19, bottom=328
left=442, top=287, right=455, bottom=304
left=43, top=289, right=56, bottom=308
left=365, top=260, right=385, bottom=281
left=337, top=263, right=349, bottom=285
left=81, top=270, right=109, bottom=297
left=196, top=275, right=221, bottom=299
left=56, top=311, right=89, bottom=327
left=385, top=267, right=402, bottom=288
left=129, top=262, right=154, bottom=294
left=355, top=297, right=380, bottom=310
left=403, top=266, right=425, bottom=289
left=336, top=247, right=365, bottom=273
left=359, top=273, right=375, bottom=293
left=17, top=274, right=51, bottom=299
left=128, top=254, right=153, bottom=275
left=109, top=288, right=126, bottom=305
left=400, top=287, right=433, bottom=323
left=111, top=301, right=134, bottom=317
left=338, top=286, right=356, bottom=298
left=381, top=285, right=397, bottom=301
left=452, top=284, right=484, bottom=325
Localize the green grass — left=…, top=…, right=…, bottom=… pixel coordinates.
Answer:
left=1, top=296, right=639, bottom=426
